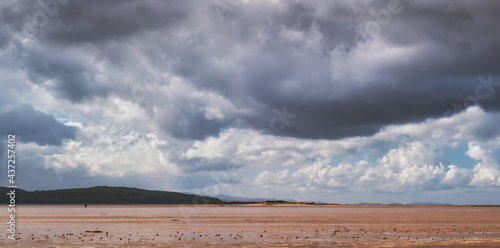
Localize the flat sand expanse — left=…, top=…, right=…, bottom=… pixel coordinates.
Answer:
left=4, top=205, right=500, bottom=247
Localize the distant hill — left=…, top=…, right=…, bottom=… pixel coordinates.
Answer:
left=357, top=202, right=382, bottom=205
left=212, top=194, right=296, bottom=203
left=1, top=186, right=224, bottom=205
left=408, top=202, right=454, bottom=206
left=357, top=202, right=454, bottom=206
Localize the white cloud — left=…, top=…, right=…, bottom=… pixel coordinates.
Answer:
left=375, top=106, right=500, bottom=142
left=466, top=141, right=488, bottom=161
left=180, top=107, right=500, bottom=175
left=469, top=163, right=500, bottom=187
left=442, top=165, right=472, bottom=186
left=44, top=130, right=177, bottom=177
left=184, top=107, right=500, bottom=202
left=466, top=141, right=500, bottom=187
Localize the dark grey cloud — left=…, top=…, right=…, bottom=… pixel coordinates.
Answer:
left=162, top=110, right=233, bottom=140
left=22, top=47, right=111, bottom=102
left=176, top=157, right=241, bottom=174
left=2, top=0, right=500, bottom=140
left=2, top=0, right=193, bottom=103
left=231, top=0, right=500, bottom=139
left=37, top=0, right=192, bottom=44
left=0, top=0, right=192, bottom=44
left=0, top=104, right=76, bottom=146
left=161, top=0, right=500, bottom=139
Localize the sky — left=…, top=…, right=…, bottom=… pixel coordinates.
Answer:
left=1, top=0, right=500, bottom=204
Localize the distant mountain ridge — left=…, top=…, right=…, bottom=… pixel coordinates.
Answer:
left=212, top=194, right=297, bottom=203
left=408, top=202, right=454, bottom=206
left=357, top=202, right=454, bottom=206
left=1, top=186, right=223, bottom=205
left=1, top=186, right=457, bottom=206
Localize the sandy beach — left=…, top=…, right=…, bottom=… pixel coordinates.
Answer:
left=4, top=204, right=500, bottom=247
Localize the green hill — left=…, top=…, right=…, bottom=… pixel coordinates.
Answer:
left=1, top=186, right=224, bottom=205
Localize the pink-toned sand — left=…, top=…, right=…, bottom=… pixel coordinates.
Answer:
left=4, top=204, right=500, bottom=247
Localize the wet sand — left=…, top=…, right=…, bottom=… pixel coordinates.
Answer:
left=4, top=204, right=500, bottom=247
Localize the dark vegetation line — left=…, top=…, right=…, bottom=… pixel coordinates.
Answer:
left=0, top=186, right=226, bottom=205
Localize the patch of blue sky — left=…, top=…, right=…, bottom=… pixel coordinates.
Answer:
left=53, top=111, right=70, bottom=122
left=445, top=142, right=477, bottom=169
left=327, top=141, right=401, bottom=167
left=328, top=150, right=374, bottom=166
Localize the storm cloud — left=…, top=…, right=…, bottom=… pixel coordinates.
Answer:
left=4, top=0, right=499, bottom=139
left=0, top=104, right=76, bottom=146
